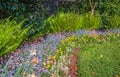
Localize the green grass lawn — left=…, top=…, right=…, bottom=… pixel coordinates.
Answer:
left=77, top=35, right=120, bottom=77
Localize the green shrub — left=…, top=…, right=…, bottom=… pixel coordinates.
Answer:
left=43, top=12, right=81, bottom=33
left=107, top=14, right=120, bottom=29
left=43, top=12, right=102, bottom=34
left=81, top=14, right=101, bottom=29
left=0, top=18, right=30, bottom=57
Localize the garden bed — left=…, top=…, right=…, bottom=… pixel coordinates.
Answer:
left=0, top=29, right=120, bottom=77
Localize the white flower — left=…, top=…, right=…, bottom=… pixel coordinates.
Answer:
left=62, top=66, right=69, bottom=75
left=27, top=74, right=37, bottom=77
left=30, top=49, right=37, bottom=56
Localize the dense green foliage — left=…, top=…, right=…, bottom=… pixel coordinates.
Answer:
left=58, top=0, right=120, bottom=15
left=0, top=0, right=50, bottom=18
left=81, top=13, right=101, bottom=29
left=0, top=0, right=50, bottom=39
left=108, top=14, right=120, bottom=29
left=43, top=12, right=120, bottom=33
left=43, top=12, right=81, bottom=33
left=0, top=18, right=30, bottom=57
left=44, top=12, right=100, bottom=33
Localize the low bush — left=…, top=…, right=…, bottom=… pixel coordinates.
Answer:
left=43, top=12, right=81, bottom=33
left=108, top=14, right=120, bottom=29
left=0, top=18, right=30, bottom=57
left=82, top=13, right=101, bottom=29
left=43, top=12, right=102, bottom=34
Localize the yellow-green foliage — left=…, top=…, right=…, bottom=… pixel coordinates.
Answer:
left=108, top=14, right=120, bottom=29
left=43, top=12, right=102, bottom=34
left=43, top=12, right=81, bottom=33
left=82, top=14, right=101, bottom=29
left=0, top=18, right=30, bottom=57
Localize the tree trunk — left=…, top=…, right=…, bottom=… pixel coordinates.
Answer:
left=91, top=8, right=94, bottom=16
left=89, top=0, right=97, bottom=16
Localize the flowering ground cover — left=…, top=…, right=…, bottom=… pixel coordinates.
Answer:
left=0, top=29, right=120, bottom=77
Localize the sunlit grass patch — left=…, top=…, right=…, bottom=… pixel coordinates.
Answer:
left=77, top=33, right=120, bottom=77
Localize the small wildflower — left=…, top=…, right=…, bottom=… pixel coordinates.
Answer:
left=46, top=64, right=51, bottom=69
left=42, top=62, right=46, bottom=66
left=47, top=56, right=51, bottom=60
left=59, top=51, right=63, bottom=55
left=52, top=60, right=56, bottom=64
left=62, top=66, right=69, bottom=75
left=52, top=55, right=56, bottom=59
left=27, top=74, right=37, bottom=77
left=30, top=49, right=36, bottom=56
left=31, top=57, right=39, bottom=65
left=47, top=60, right=51, bottom=64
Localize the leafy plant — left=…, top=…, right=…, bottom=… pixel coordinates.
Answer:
left=81, top=13, right=101, bottom=29
left=0, top=57, right=34, bottom=77
left=0, top=17, right=30, bottom=57
left=43, top=12, right=102, bottom=34
left=107, top=14, right=120, bottom=29
left=43, top=12, right=82, bottom=33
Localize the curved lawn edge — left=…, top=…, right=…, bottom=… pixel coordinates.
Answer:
left=77, top=37, right=120, bottom=77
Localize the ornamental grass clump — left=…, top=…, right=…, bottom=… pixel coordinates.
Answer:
left=108, top=14, right=120, bottom=29
left=43, top=12, right=81, bottom=33
left=81, top=13, right=101, bottom=29
left=0, top=18, right=30, bottom=57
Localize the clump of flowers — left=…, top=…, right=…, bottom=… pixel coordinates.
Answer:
left=42, top=35, right=77, bottom=77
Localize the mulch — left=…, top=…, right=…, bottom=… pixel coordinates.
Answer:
left=67, top=48, right=80, bottom=77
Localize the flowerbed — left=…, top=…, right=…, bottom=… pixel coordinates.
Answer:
left=0, top=30, right=120, bottom=77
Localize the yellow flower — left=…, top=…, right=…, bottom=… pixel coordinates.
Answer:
left=61, top=40, right=65, bottom=45
left=46, top=64, right=51, bottom=69
left=82, top=37, right=85, bottom=41
left=52, top=55, right=56, bottom=59
left=42, top=62, right=46, bottom=66
left=117, top=33, right=120, bottom=37
left=47, top=56, right=51, bottom=60
left=59, top=51, right=63, bottom=55
left=108, top=33, right=112, bottom=37
left=66, top=38, right=69, bottom=42
left=59, top=48, right=62, bottom=51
